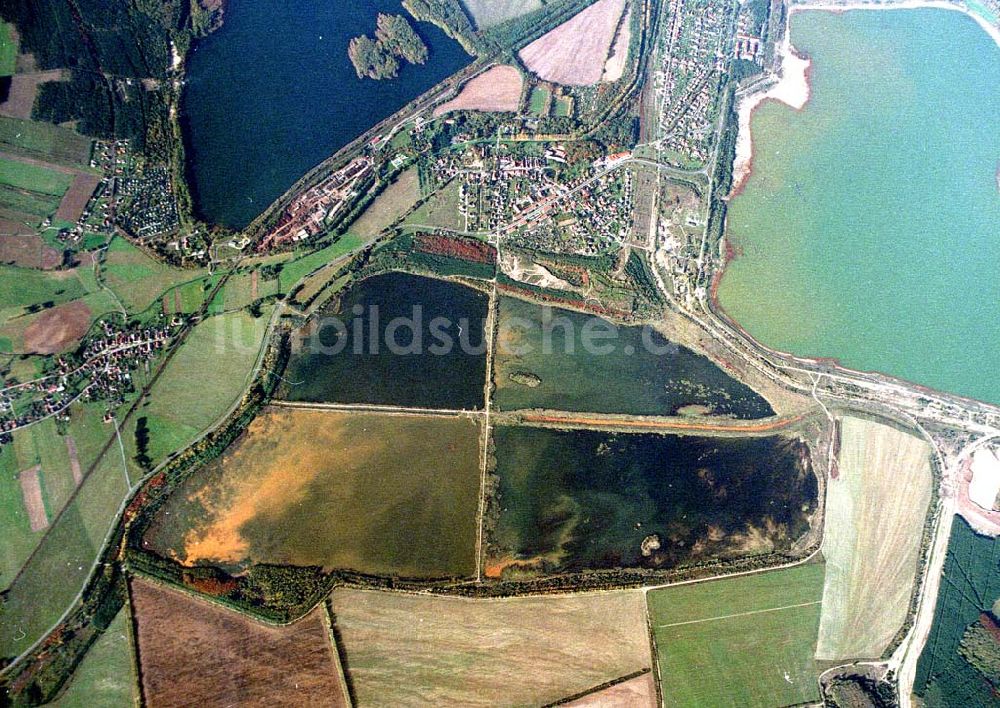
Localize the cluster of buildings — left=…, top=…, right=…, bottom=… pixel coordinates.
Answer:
left=0, top=321, right=172, bottom=437
left=507, top=166, right=634, bottom=256
left=259, top=157, right=373, bottom=251
left=114, top=166, right=180, bottom=241
left=654, top=0, right=733, bottom=165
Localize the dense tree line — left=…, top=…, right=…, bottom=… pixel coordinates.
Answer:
left=403, top=0, right=481, bottom=54
left=348, top=14, right=428, bottom=81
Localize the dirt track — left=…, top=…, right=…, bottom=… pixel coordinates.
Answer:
left=518, top=411, right=806, bottom=434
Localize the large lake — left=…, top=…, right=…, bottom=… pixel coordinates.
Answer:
left=182, top=0, right=470, bottom=228
left=717, top=9, right=1000, bottom=404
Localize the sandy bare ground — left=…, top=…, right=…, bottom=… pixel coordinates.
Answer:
left=330, top=587, right=651, bottom=706
left=0, top=70, right=64, bottom=120
left=0, top=233, right=62, bottom=269
left=18, top=465, right=47, bottom=532
left=500, top=251, right=576, bottom=290
left=23, top=300, right=93, bottom=355
left=55, top=173, right=100, bottom=223
left=564, top=672, right=657, bottom=707
left=968, top=447, right=1000, bottom=511
left=433, top=65, right=524, bottom=116
left=730, top=28, right=811, bottom=198
left=66, top=436, right=82, bottom=486
left=815, top=416, right=932, bottom=660
left=601, top=8, right=632, bottom=82
left=518, top=0, right=627, bottom=86
left=957, top=454, right=1000, bottom=535
left=130, top=578, right=349, bottom=708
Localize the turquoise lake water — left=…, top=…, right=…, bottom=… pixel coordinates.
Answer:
left=182, top=0, right=470, bottom=228
left=718, top=9, right=1000, bottom=404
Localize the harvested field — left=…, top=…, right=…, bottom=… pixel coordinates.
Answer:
left=145, top=408, right=481, bottom=578
left=0, top=70, right=64, bottom=120
left=348, top=168, right=419, bottom=238
left=331, top=587, right=651, bottom=706
left=130, top=578, right=348, bottom=708
left=54, top=173, right=100, bottom=222
left=462, top=0, right=541, bottom=28
left=18, top=465, right=47, bottom=531
left=602, top=8, right=632, bottom=82
left=518, top=0, right=626, bottom=86
left=433, top=65, right=523, bottom=116
left=22, top=299, right=92, bottom=354
left=0, top=232, right=61, bottom=268
left=649, top=563, right=825, bottom=707
left=816, top=416, right=932, bottom=660
left=564, top=672, right=657, bottom=707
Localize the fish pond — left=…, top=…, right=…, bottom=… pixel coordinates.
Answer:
left=488, top=425, right=817, bottom=575
left=144, top=408, right=482, bottom=579
left=281, top=271, right=489, bottom=409
left=493, top=296, right=774, bottom=417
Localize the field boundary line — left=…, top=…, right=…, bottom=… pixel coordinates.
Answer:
left=656, top=600, right=821, bottom=629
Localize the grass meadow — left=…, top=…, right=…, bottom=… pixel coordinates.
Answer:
left=53, top=609, right=138, bottom=707
left=648, top=563, right=825, bottom=707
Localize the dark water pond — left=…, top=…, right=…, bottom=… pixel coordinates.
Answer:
left=492, top=425, right=817, bottom=573
left=282, top=272, right=488, bottom=409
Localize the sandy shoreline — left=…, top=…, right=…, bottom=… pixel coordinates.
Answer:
left=728, top=0, right=1000, bottom=198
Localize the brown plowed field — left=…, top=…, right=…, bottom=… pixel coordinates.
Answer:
left=433, top=65, right=524, bottom=116
left=18, top=465, right=47, bottom=531
left=55, top=173, right=100, bottom=223
left=130, top=578, right=348, bottom=708
left=23, top=299, right=92, bottom=354
left=0, top=233, right=61, bottom=268
left=564, top=672, right=657, bottom=707
left=518, top=0, right=626, bottom=86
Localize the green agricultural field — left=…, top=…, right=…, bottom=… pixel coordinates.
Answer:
left=101, top=236, right=209, bottom=314
left=528, top=85, right=551, bottom=115
left=0, top=23, right=17, bottom=76
left=0, top=448, right=132, bottom=659
left=554, top=95, right=574, bottom=118
left=0, top=157, right=72, bottom=197
left=817, top=416, right=932, bottom=660
left=0, top=441, right=43, bottom=588
left=649, top=563, right=826, bottom=707
left=332, top=587, right=651, bottom=706
left=276, top=234, right=366, bottom=292
left=462, top=0, right=542, bottom=28
left=0, top=117, right=93, bottom=167
left=132, top=308, right=271, bottom=464
left=403, top=179, right=465, bottom=232
left=914, top=516, right=1000, bottom=705
left=54, top=608, right=138, bottom=707
left=145, top=409, right=482, bottom=578
left=0, top=184, right=60, bottom=222
left=0, top=265, right=90, bottom=310
left=348, top=168, right=419, bottom=238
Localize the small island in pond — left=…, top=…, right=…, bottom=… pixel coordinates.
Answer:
left=348, top=13, right=429, bottom=81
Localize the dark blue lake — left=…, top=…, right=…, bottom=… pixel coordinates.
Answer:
left=181, top=0, right=471, bottom=229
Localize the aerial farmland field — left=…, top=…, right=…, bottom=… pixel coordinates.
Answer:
left=130, top=308, right=271, bottom=464
left=518, top=0, right=627, bottom=86
left=130, top=577, right=348, bottom=707
left=461, top=0, right=542, bottom=29
left=53, top=608, right=137, bottom=707
left=348, top=167, right=420, bottom=238
left=648, top=563, right=825, bottom=707
left=330, top=587, right=651, bottom=706
left=101, top=236, right=209, bottom=313
left=144, top=408, right=482, bottom=578
left=816, top=415, right=933, bottom=660
left=433, top=65, right=524, bottom=116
